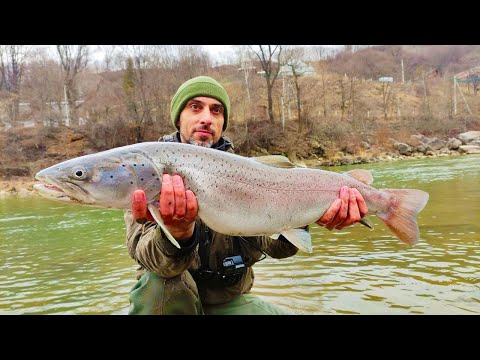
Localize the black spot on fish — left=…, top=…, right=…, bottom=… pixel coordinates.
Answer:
left=110, top=176, right=113, bottom=178
left=122, top=164, right=126, bottom=167
left=133, top=164, right=136, bottom=166
left=142, top=164, right=145, bottom=166
left=141, top=178, right=144, bottom=181
left=130, top=181, right=133, bottom=184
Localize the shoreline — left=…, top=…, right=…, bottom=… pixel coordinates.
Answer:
left=1, top=150, right=477, bottom=199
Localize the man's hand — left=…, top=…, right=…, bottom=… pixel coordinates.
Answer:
left=316, top=186, right=368, bottom=230
left=131, top=174, right=198, bottom=241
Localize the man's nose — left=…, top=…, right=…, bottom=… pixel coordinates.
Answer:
left=199, top=108, right=213, bottom=125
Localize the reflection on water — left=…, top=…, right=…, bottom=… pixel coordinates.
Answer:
left=1, top=155, right=479, bottom=314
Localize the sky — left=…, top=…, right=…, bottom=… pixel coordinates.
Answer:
left=35, top=45, right=342, bottom=67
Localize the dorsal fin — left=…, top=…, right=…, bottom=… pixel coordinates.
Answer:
left=344, top=169, right=374, bottom=185
left=251, top=155, right=297, bottom=168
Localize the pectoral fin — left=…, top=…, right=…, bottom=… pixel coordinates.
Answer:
left=272, top=228, right=312, bottom=253
left=148, top=205, right=181, bottom=249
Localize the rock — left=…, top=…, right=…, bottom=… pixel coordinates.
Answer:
left=458, top=131, right=480, bottom=144
left=407, top=134, right=425, bottom=146
left=397, top=143, right=412, bottom=155
left=340, top=157, right=353, bottom=165
left=447, top=138, right=462, bottom=150
left=458, top=145, right=480, bottom=154
left=426, top=138, right=446, bottom=150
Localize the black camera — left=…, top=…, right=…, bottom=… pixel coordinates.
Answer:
left=220, top=255, right=246, bottom=286
left=222, top=255, right=245, bottom=273
left=193, top=255, right=246, bottom=288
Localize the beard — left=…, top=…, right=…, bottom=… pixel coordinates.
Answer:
left=188, top=138, right=214, bottom=148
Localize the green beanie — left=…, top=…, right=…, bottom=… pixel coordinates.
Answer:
left=170, top=76, right=230, bottom=131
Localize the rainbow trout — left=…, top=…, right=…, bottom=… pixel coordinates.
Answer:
left=34, top=142, right=429, bottom=252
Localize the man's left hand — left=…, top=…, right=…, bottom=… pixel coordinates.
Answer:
left=316, top=186, right=368, bottom=230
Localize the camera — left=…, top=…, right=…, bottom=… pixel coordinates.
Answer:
left=222, top=255, right=245, bottom=273
left=219, top=255, right=246, bottom=286
left=193, top=255, right=246, bottom=288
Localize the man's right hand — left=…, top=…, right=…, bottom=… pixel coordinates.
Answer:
left=131, top=174, right=198, bottom=241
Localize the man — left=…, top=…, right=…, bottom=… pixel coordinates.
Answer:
left=124, top=76, right=368, bottom=315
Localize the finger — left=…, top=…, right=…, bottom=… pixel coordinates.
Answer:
left=159, top=174, right=175, bottom=219
left=353, top=188, right=368, bottom=217
left=172, top=175, right=187, bottom=218
left=336, top=189, right=361, bottom=229
left=327, top=186, right=350, bottom=230
left=184, top=190, right=198, bottom=222
left=132, top=189, right=148, bottom=222
left=317, top=198, right=341, bottom=226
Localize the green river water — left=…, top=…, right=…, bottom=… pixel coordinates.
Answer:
left=1, top=154, right=479, bottom=314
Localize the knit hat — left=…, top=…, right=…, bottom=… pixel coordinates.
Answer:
left=170, top=76, right=230, bottom=131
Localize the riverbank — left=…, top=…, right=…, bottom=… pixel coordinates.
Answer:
left=0, top=179, right=37, bottom=198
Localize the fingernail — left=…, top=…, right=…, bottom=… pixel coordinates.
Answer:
left=162, top=174, right=170, bottom=183
left=133, top=190, right=145, bottom=202
left=173, top=176, right=182, bottom=185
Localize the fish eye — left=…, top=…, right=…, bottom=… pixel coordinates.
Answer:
left=71, top=167, right=87, bottom=180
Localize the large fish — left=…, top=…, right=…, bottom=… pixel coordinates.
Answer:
left=34, top=142, right=429, bottom=252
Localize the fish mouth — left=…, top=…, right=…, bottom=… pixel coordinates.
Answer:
left=33, top=180, right=94, bottom=205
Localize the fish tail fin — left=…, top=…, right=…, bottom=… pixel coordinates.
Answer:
left=377, top=189, right=429, bottom=246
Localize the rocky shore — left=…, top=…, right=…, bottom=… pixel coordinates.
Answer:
left=2, top=131, right=479, bottom=199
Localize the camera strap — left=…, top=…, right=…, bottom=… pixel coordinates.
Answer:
left=197, top=221, right=212, bottom=270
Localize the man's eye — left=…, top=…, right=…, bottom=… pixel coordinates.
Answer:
left=212, top=107, right=223, bottom=114
left=190, top=104, right=199, bottom=110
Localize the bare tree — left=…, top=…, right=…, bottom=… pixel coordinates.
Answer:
left=283, top=46, right=308, bottom=132
left=233, top=45, right=257, bottom=128
left=380, top=81, right=393, bottom=120
left=56, top=45, right=89, bottom=127
left=0, top=45, right=32, bottom=125
left=97, top=45, right=118, bottom=72
left=338, top=74, right=349, bottom=121
left=249, top=45, right=283, bottom=123
left=22, top=51, right=64, bottom=128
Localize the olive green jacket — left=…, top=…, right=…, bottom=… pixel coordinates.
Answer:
left=124, top=132, right=299, bottom=305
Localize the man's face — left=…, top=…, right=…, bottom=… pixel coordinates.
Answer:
left=178, top=97, right=225, bottom=147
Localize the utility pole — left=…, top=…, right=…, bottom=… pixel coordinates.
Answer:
left=401, top=58, right=405, bottom=83
left=64, top=85, right=70, bottom=127
left=453, top=76, right=457, bottom=115
left=456, top=79, right=472, bottom=115
left=281, top=73, right=286, bottom=130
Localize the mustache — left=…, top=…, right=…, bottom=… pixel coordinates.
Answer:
left=194, top=125, right=215, bottom=135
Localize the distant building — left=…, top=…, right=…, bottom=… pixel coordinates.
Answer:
left=378, top=76, right=394, bottom=83
left=279, top=61, right=316, bottom=77
left=257, top=61, right=316, bottom=79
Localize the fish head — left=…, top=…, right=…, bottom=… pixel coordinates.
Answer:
left=34, top=150, right=162, bottom=209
